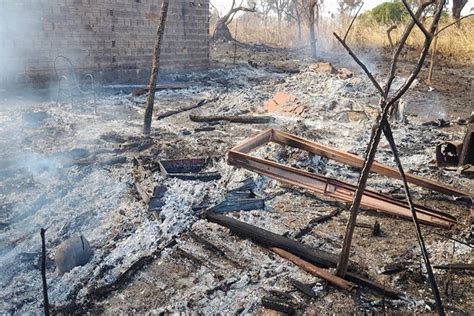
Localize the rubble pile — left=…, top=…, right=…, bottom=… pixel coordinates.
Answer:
left=0, top=58, right=472, bottom=314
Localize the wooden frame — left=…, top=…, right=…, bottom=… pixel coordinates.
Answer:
left=228, top=129, right=457, bottom=229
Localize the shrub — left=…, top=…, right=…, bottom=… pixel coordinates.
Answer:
left=370, top=1, right=407, bottom=24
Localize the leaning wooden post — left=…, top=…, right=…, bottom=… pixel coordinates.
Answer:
left=143, top=0, right=170, bottom=135
left=427, top=34, right=438, bottom=84
left=40, top=228, right=50, bottom=316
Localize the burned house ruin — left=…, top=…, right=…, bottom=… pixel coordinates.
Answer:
left=0, top=0, right=210, bottom=86
left=1, top=0, right=473, bottom=314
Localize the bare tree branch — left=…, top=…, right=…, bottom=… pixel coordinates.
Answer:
left=384, top=0, right=434, bottom=98
left=401, top=0, right=431, bottom=37
left=333, top=33, right=384, bottom=95
left=435, top=13, right=474, bottom=36
left=343, top=1, right=364, bottom=42
left=209, top=1, right=221, bottom=18
left=390, top=0, right=446, bottom=102
left=386, top=25, right=397, bottom=51
left=334, top=1, right=447, bottom=314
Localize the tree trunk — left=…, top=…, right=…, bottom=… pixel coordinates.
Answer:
left=143, top=0, right=169, bottom=135
left=297, top=18, right=302, bottom=41
left=213, top=18, right=233, bottom=41
left=277, top=13, right=282, bottom=37
left=309, top=5, right=316, bottom=59
left=452, top=0, right=468, bottom=20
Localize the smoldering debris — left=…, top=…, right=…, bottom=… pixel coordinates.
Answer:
left=0, top=55, right=472, bottom=315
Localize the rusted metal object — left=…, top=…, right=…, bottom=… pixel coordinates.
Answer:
left=436, top=141, right=464, bottom=167
left=271, top=247, right=356, bottom=291
left=459, top=123, right=474, bottom=166
left=228, top=129, right=458, bottom=228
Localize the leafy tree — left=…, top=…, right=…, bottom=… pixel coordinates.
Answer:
left=370, top=1, right=408, bottom=24
left=338, top=0, right=362, bottom=18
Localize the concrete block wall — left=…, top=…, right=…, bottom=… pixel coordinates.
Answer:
left=0, top=0, right=210, bottom=86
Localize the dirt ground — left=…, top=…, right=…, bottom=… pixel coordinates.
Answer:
left=1, top=42, right=472, bottom=314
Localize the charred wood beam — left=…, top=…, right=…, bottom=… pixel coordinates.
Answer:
left=143, top=0, right=169, bottom=135
left=174, top=247, right=224, bottom=279
left=205, top=212, right=340, bottom=268
left=131, top=156, right=153, bottom=204
left=381, top=262, right=409, bottom=275
left=189, top=114, right=274, bottom=124
left=294, top=208, right=342, bottom=239
left=433, top=263, right=474, bottom=271
left=290, top=278, right=317, bottom=298
left=271, top=247, right=356, bottom=291
left=205, top=212, right=402, bottom=299
left=188, top=231, right=227, bottom=257
left=156, top=98, right=217, bottom=120
left=209, top=198, right=265, bottom=213
left=261, top=296, right=295, bottom=314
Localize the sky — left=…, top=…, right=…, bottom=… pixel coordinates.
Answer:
left=211, top=0, right=474, bottom=16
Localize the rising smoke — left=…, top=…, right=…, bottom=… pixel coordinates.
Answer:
left=0, top=2, right=41, bottom=89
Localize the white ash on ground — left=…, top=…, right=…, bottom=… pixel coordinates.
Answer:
left=0, top=54, right=472, bottom=314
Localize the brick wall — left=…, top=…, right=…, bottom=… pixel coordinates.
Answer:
left=0, top=0, right=210, bottom=85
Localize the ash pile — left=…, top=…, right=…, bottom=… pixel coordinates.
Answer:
left=0, top=58, right=472, bottom=314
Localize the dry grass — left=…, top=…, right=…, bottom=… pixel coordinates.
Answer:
left=216, top=15, right=474, bottom=65
left=227, top=16, right=307, bottom=48
left=349, top=17, right=474, bottom=65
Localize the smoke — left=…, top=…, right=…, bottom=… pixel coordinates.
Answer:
left=0, top=2, right=81, bottom=94
left=0, top=2, right=42, bottom=88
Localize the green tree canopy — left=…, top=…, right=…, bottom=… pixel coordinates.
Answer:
left=370, top=1, right=407, bottom=24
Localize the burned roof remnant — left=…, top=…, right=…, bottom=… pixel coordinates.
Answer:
left=158, top=158, right=221, bottom=182
left=228, top=129, right=459, bottom=228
